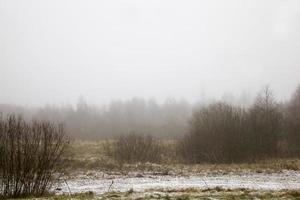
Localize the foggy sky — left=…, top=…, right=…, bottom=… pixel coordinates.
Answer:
left=1, top=0, right=300, bottom=106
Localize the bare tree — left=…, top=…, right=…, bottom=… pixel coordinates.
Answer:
left=247, top=86, right=283, bottom=159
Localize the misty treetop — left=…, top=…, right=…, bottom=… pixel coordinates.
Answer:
left=0, top=98, right=192, bottom=139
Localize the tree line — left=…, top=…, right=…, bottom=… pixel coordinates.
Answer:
left=179, top=86, right=300, bottom=163
left=0, top=98, right=192, bottom=139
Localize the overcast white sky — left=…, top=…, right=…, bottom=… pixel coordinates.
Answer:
left=1, top=0, right=300, bottom=106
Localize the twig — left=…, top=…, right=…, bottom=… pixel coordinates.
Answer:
left=108, top=180, right=114, bottom=192
left=202, top=175, right=208, bottom=188
left=62, top=177, right=71, bottom=195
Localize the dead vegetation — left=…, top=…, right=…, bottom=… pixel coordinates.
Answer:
left=103, top=133, right=162, bottom=164
left=0, top=115, right=69, bottom=198
left=65, top=140, right=300, bottom=176
left=178, top=87, right=296, bottom=164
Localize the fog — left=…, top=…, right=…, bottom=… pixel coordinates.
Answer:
left=1, top=0, right=300, bottom=106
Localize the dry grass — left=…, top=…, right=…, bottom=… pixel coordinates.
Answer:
left=65, top=140, right=300, bottom=175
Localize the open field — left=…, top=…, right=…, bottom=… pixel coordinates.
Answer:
left=38, top=141, right=300, bottom=199
left=66, top=140, right=300, bottom=174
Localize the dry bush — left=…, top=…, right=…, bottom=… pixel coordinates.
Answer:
left=178, top=103, right=248, bottom=163
left=104, top=133, right=162, bottom=163
left=0, top=115, right=69, bottom=198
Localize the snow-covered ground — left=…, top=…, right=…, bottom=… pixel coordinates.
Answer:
left=54, top=170, right=300, bottom=194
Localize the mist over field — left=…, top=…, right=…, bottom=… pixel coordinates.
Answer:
left=1, top=0, right=300, bottom=107
left=1, top=1, right=300, bottom=199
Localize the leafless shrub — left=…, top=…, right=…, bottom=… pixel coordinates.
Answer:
left=178, top=103, right=248, bottom=163
left=0, top=114, right=69, bottom=198
left=105, top=132, right=162, bottom=163
left=179, top=87, right=283, bottom=163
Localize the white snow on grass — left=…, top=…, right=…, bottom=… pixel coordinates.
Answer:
left=54, top=170, right=300, bottom=194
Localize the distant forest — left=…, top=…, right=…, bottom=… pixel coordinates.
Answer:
left=0, top=85, right=299, bottom=142
left=0, top=98, right=192, bottom=139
